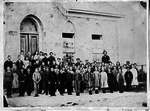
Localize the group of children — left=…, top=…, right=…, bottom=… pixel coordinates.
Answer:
left=3, top=50, right=146, bottom=98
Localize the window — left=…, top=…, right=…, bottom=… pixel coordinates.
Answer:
left=62, top=33, right=74, bottom=38
left=92, top=34, right=102, bottom=40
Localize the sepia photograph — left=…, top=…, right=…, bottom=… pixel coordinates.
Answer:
left=3, top=0, right=148, bottom=109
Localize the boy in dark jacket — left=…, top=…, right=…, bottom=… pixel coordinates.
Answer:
left=74, top=66, right=82, bottom=96
left=18, top=68, right=27, bottom=96
left=58, top=67, right=66, bottom=96
left=48, top=67, right=57, bottom=96
left=26, top=68, right=33, bottom=96
left=66, top=67, right=74, bottom=95
left=125, top=67, right=133, bottom=91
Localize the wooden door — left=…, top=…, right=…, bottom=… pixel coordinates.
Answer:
left=29, top=34, right=38, bottom=54
left=20, top=34, right=28, bottom=53
left=20, top=33, right=38, bottom=55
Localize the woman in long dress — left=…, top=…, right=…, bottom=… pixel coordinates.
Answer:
left=93, top=66, right=100, bottom=94
left=100, top=66, right=108, bottom=93
left=12, top=63, right=19, bottom=93
left=130, top=64, right=138, bottom=88
left=122, top=64, right=127, bottom=86
left=117, top=68, right=124, bottom=93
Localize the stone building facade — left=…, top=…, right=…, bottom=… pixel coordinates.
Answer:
left=4, top=1, right=147, bottom=65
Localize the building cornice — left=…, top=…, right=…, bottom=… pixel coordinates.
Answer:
left=67, top=8, right=125, bottom=18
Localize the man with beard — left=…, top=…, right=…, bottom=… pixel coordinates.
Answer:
left=47, top=52, right=56, bottom=67
left=4, top=55, right=13, bottom=72
left=101, top=50, right=110, bottom=64
left=16, top=55, right=24, bottom=71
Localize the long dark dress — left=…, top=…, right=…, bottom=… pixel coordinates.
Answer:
left=26, top=71, right=33, bottom=96
left=18, top=69, right=27, bottom=96
left=4, top=71, right=13, bottom=97
left=117, top=72, right=124, bottom=93
left=102, top=55, right=110, bottom=63
left=58, top=71, right=66, bottom=95
left=125, top=70, right=133, bottom=91
left=66, top=71, right=73, bottom=95
left=107, top=72, right=115, bottom=93
left=48, top=71, right=57, bottom=96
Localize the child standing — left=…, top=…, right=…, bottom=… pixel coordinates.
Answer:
left=131, top=64, right=138, bottom=88
left=48, top=67, right=57, bottom=96
left=18, top=68, right=27, bottom=96
left=100, top=66, right=108, bottom=93
left=74, top=66, right=82, bottom=96
left=32, top=68, right=41, bottom=97
left=117, top=68, right=124, bottom=93
left=26, top=68, right=33, bottom=96
left=93, top=67, right=100, bottom=94
left=12, top=63, right=19, bottom=93
left=125, top=67, right=133, bottom=91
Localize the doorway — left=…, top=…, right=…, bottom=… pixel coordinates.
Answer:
left=20, top=15, right=39, bottom=55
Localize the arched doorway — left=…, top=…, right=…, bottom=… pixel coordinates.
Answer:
left=20, top=15, right=41, bottom=55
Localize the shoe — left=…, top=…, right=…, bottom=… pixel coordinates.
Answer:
left=95, top=90, right=99, bottom=94
left=110, top=91, right=113, bottom=93
left=68, top=93, right=72, bottom=95
left=34, top=94, right=39, bottom=97
left=89, top=90, right=92, bottom=95
left=76, top=93, right=80, bottom=96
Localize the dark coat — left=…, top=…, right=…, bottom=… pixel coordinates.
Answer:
left=4, top=60, right=13, bottom=71
left=16, top=60, right=24, bottom=71
left=26, top=71, right=34, bottom=92
left=18, top=69, right=27, bottom=83
left=4, top=71, right=13, bottom=89
left=107, top=72, right=116, bottom=90
left=102, top=55, right=110, bottom=63
left=42, top=57, right=48, bottom=66
left=125, top=70, right=133, bottom=84
left=58, top=71, right=66, bottom=94
left=58, top=71, right=66, bottom=86
left=138, top=69, right=146, bottom=83
left=48, top=56, right=56, bottom=66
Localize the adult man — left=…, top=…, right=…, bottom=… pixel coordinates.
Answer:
left=47, top=52, right=56, bottom=67
left=75, top=58, right=81, bottom=67
left=101, top=50, right=110, bottom=64
left=42, top=53, right=48, bottom=66
left=16, top=55, right=24, bottom=71
left=4, top=55, right=13, bottom=71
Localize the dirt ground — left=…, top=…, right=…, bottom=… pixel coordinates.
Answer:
left=7, top=91, right=147, bottom=108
